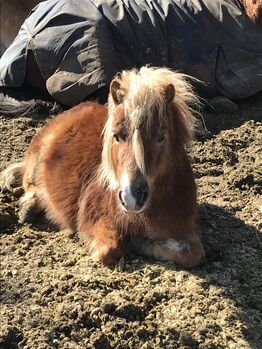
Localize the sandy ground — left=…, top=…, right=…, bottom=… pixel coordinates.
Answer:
left=0, top=95, right=261, bottom=349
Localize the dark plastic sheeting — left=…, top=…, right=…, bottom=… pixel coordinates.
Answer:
left=1, top=0, right=262, bottom=105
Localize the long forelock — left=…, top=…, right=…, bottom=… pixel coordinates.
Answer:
left=124, top=71, right=167, bottom=129
left=123, top=67, right=199, bottom=133
left=132, top=128, right=146, bottom=175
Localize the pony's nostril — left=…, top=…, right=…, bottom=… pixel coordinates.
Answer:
left=119, top=191, right=125, bottom=207
left=136, top=189, right=148, bottom=207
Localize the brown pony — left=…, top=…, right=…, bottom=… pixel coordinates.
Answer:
left=0, top=67, right=205, bottom=267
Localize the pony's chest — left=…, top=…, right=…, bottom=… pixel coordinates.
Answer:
left=121, top=214, right=178, bottom=240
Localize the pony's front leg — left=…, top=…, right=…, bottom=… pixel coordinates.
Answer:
left=79, top=218, right=125, bottom=264
left=19, top=186, right=41, bottom=223
left=129, top=235, right=205, bottom=268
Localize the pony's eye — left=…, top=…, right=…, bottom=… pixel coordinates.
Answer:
left=157, top=134, right=165, bottom=143
left=113, top=132, right=120, bottom=142
left=113, top=130, right=126, bottom=142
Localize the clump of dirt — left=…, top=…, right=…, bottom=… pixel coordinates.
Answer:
left=0, top=95, right=261, bottom=349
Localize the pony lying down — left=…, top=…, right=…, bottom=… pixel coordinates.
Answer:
left=0, top=67, right=205, bottom=267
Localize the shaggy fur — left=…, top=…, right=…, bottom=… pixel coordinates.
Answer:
left=0, top=67, right=205, bottom=267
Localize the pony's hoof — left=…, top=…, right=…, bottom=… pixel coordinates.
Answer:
left=18, top=200, right=40, bottom=224
left=95, top=245, right=125, bottom=265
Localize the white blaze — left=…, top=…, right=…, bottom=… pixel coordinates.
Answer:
left=120, top=171, right=137, bottom=211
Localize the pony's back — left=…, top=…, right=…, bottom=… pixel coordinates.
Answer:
left=23, top=102, right=107, bottom=228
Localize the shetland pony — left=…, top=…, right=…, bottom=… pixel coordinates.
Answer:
left=0, top=67, right=205, bottom=267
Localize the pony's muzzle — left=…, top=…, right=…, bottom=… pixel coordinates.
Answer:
left=131, top=180, right=149, bottom=208
left=119, top=178, right=149, bottom=213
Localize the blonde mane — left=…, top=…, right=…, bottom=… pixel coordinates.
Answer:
left=99, top=66, right=199, bottom=188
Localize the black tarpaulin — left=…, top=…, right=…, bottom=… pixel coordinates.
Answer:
left=1, top=0, right=262, bottom=106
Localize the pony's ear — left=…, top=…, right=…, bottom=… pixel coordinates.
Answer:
left=110, top=79, right=125, bottom=105
left=164, top=84, right=175, bottom=103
